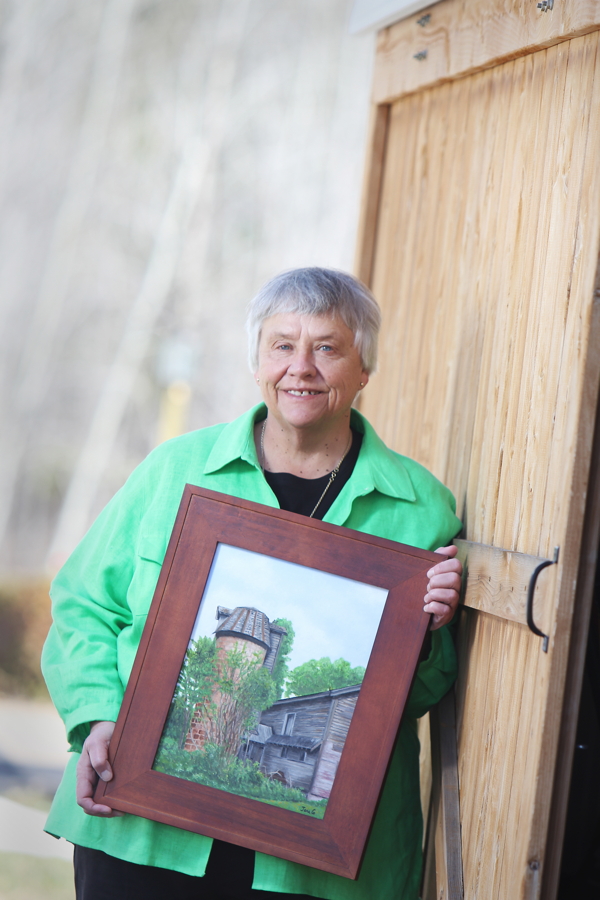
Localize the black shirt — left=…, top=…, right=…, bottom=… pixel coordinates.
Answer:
left=263, top=428, right=363, bottom=520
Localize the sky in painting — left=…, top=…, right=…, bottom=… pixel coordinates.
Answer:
left=189, top=543, right=388, bottom=672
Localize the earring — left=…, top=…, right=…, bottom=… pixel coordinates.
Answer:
left=359, top=382, right=365, bottom=388
left=256, top=378, right=260, bottom=384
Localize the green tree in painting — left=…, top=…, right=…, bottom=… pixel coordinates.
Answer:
left=270, top=617, right=295, bottom=699
left=160, top=615, right=296, bottom=761
left=202, top=645, right=278, bottom=756
left=165, top=636, right=216, bottom=748
left=284, top=657, right=365, bottom=697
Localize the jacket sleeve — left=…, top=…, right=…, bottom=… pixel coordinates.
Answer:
left=41, top=462, right=148, bottom=752
left=403, top=625, right=457, bottom=719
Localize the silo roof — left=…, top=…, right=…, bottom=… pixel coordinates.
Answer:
left=215, top=606, right=271, bottom=651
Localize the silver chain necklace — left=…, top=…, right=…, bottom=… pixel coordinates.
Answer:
left=260, top=418, right=352, bottom=518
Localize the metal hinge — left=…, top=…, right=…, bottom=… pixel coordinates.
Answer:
left=537, top=0, right=554, bottom=11
left=526, top=546, right=560, bottom=652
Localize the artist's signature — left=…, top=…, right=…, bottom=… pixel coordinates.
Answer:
left=300, top=805, right=317, bottom=816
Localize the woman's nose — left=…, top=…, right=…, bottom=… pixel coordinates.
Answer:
left=288, top=349, right=316, bottom=377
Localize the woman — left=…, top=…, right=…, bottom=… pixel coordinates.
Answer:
left=42, top=268, right=462, bottom=900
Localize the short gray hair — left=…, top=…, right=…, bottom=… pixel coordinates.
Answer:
left=246, top=268, right=381, bottom=373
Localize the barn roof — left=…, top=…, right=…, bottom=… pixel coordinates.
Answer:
left=266, top=734, right=322, bottom=751
left=247, top=724, right=273, bottom=745
left=271, top=684, right=362, bottom=706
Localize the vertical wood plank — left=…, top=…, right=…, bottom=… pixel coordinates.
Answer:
left=430, top=689, right=464, bottom=900
left=355, top=103, right=390, bottom=288
left=418, top=712, right=432, bottom=845
left=359, top=30, right=600, bottom=900
left=541, top=268, right=600, bottom=898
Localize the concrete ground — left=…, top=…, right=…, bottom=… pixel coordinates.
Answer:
left=0, top=697, right=72, bottom=862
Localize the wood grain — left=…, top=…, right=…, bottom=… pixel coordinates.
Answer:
left=373, top=0, right=600, bottom=103
left=455, top=539, right=555, bottom=628
left=354, top=103, right=390, bottom=287
left=430, top=689, right=464, bottom=900
left=417, top=712, right=432, bottom=851
left=541, top=266, right=600, bottom=899
left=358, top=29, right=600, bottom=900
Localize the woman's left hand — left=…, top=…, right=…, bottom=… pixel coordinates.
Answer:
left=424, top=545, right=463, bottom=630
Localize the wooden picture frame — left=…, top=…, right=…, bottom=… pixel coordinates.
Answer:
left=95, top=485, right=440, bottom=880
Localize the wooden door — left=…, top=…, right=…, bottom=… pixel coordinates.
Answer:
left=355, top=3, right=600, bottom=899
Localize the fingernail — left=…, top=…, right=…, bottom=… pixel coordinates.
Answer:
left=427, top=569, right=433, bottom=577
left=101, top=771, right=111, bottom=782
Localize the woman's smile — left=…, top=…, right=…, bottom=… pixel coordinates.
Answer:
left=285, top=389, right=322, bottom=396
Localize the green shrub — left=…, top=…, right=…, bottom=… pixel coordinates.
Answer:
left=0, top=580, right=51, bottom=698
left=154, top=741, right=307, bottom=804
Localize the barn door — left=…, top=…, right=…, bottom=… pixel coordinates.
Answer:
left=355, top=3, right=600, bottom=899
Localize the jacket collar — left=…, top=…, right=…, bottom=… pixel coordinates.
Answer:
left=202, top=403, right=416, bottom=506
left=346, top=409, right=416, bottom=502
left=203, top=404, right=266, bottom=475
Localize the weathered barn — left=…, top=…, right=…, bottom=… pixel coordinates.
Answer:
left=246, top=684, right=360, bottom=799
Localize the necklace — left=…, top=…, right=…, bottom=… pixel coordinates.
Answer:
left=260, top=418, right=353, bottom=518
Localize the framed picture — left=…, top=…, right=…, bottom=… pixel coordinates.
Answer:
left=95, top=486, right=440, bottom=879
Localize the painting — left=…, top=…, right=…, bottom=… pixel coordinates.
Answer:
left=94, top=486, right=440, bottom=879
left=152, top=544, right=389, bottom=819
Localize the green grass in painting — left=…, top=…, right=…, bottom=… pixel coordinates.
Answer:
left=154, top=738, right=326, bottom=815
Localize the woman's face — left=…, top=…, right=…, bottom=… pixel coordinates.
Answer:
left=255, top=312, right=369, bottom=433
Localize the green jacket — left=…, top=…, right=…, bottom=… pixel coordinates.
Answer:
left=42, top=404, right=461, bottom=900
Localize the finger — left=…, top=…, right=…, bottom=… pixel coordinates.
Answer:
left=85, top=727, right=114, bottom=782
left=76, top=757, right=109, bottom=814
left=76, top=751, right=121, bottom=817
left=425, top=587, right=460, bottom=606
left=424, top=597, right=456, bottom=615
left=88, top=745, right=113, bottom=783
left=427, top=573, right=462, bottom=593
left=430, top=614, right=452, bottom=631
left=78, top=796, right=118, bottom=816
left=427, top=558, right=462, bottom=578
left=424, top=585, right=459, bottom=630
left=424, top=601, right=456, bottom=630
left=434, top=545, right=458, bottom=558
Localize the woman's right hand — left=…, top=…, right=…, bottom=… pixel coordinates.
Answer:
left=76, top=720, right=122, bottom=816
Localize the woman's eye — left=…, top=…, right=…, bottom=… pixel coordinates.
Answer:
left=319, top=344, right=333, bottom=352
